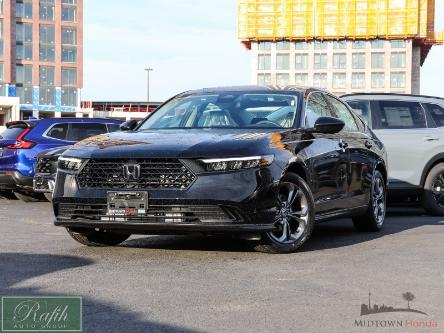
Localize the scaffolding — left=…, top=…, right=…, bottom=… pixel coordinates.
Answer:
left=238, top=0, right=443, bottom=44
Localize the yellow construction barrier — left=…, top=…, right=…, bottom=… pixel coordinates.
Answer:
left=238, top=0, right=442, bottom=43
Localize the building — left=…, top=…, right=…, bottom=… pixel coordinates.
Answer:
left=238, top=0, right=443, bottom=95
left=0, top=0, right=83, bottom=128
left=80, top=101, right=162, bottom=120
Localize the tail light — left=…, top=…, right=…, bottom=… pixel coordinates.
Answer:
left=7, top=128, right=35, bottom=149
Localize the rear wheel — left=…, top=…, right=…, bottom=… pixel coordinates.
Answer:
left=66, top=228, right=131, bottom=247
left=352, top=170, right=386, bottom=232
left=422, top=163, right=444, bottom=216
left=13, top=191, right=44, bottom=202
left=254, top=173, right=315, bottom=254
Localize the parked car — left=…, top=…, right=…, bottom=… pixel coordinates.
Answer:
left=0, top=118, right=122, bottom=202
left=53, top=86, right=387, bottom=253
left=342, top=93, right=444, bottom=215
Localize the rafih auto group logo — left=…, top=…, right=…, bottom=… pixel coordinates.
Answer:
left=354, top=292, right=439, bottom=329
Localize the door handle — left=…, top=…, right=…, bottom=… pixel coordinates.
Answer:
left=365, top=141, right=373, bottom=149
left=424, top=137, right=439, bottom=142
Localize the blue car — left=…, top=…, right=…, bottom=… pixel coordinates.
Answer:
left=0, top=118, right=122, bottom=201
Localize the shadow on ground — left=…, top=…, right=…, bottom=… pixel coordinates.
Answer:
left=121, top=207, right=443, bottom=253
left=0, top=253, right=203, bottom=333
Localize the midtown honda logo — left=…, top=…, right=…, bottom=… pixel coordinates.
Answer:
left=353, top=292, right=439, bottom=329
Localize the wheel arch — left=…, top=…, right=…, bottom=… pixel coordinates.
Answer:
left=283, top=161, right=310, bottom=183
left=420, top=153, right=444, bottom=186
left=375, top=161, right=388, bottom=186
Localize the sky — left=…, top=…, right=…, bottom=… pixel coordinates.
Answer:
left=82, top=0, right=444, bottom=102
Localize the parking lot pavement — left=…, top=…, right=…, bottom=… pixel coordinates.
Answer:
left=0, top=199, right=443, bottom=333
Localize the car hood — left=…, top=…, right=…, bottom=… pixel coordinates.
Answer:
left=63, top=129, right=297, bottom=159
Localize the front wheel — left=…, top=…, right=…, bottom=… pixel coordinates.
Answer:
left=254, top=173, right=315, bottom=254
left=66, top=228, right=131, bottom=247
left=352, top=170, right=386, bottom=232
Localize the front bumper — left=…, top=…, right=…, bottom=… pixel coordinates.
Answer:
left=0, top=171, right=33, bottom=190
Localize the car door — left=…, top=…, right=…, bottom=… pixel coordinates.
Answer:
left=304, top=92, right=349, bottom=213
left=370, top=99, right=429, bottom=187
left=324, top=94, right=373, bottom=208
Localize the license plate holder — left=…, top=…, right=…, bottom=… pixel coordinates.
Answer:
left=107, top=191, right=148, bottom=217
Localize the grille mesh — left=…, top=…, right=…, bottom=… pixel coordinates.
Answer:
left=76, top=159, right=196, bottom=189
left=36, top=157, right=57, bottom=174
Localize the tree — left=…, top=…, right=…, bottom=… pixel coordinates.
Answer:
left=403, top=292, right=415, bottom=309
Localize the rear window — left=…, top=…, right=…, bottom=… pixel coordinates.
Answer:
left=346, top=100, right=371, bottom=125
left=46, top=123, right=69, bottom=140
left=0, top=127, right=26, bottom=140
left=373, top=101, right=426, bottom=129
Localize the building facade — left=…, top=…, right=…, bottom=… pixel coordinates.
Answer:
left=0, top=0, right=83, bottom=127
left=251, top=39, right=421, bottom=95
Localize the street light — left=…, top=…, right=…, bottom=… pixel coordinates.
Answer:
left=144, top=68, right=153, bottom=102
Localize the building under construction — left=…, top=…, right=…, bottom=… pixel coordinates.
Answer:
left=238, top=0, right=443, bottom=94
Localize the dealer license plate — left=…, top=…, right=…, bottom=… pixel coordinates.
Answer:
left=107, top=191, right=148, bottom=217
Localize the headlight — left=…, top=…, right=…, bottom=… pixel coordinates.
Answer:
left=200, top=155, right=274, bottom=172
left=58, top=157, right=84, bottom=172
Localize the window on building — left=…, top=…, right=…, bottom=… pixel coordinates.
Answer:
left=62, top=27, right=77, bottom=63
left=295, top=54, right=307, bottom=69
left=276, top=73, right=289, bottom=86
left=391, top=72, right=406, bottom=88
left=333, top=40, right=347, bottom=49
left=295, top=73, right=308, bottom=85
left=276, top=54, right=290, bottom=70
left=371, top=53, right=385, bottom=69
left=40, top=0, right=54, bottom=20
left=352, top=41, right=366, bottom=49
left=16, top=64, right=33, bottom=104
left=39, top=66, right=55, bottom=105
left=371, top=73, right=385, bottom=88
left=61, top=68, right=78, bottom=106
left=62, top=68, right=77, bottom=86
left=257, top=73, right=271, bottom=86
left=351, top=73, right=365, bottom=89
left=352, top=53, right=365, bottom=69
left=314, top=53, right=327, bottom=69
left=391, top=52, right=406, bottom=68
left=333, top=73, right=346, bottom=89
left=62, top=2, right=77, bottom=22
left=0, top=62, right=3, bottom=81
left=257, top=54, right=271, bottom=70
left=61, top=87, right=77, bottom=106
left=16, top=23, right=33, bottom=60
left=276, top=41, right=290, bottom=51
left=391, top=40, right=406, bottom=48
left=40, top=25, right=55, bottom=62
left=258, top=42, right=272, bottom=51
left=295, top=42, right=308, bottom=50
left=314, top=41, right=327, bottom=50
left=0, top=20, right=3, bottom=60
left=371, top=40, right=384, bottom=49
left=333, top=53, right=346, bottom=69
left=313, top=73, right=327, bottom=88
left=0, top=0, right=3, bottom=15
left=16, top=0, right=33, bottom=18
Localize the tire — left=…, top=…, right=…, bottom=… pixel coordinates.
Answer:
left=352, top=170, right=386, bottom=232
left=422, top=163, right=444, bottom=216
left=44, top=193, right=53, bottom=202
left=253, top=173, right=315, bottom=254
left=0, top=191, right=18, bottom=200
left=66, top=228, right=131, bottom=247
left=13, top=191, right=44, bottom=202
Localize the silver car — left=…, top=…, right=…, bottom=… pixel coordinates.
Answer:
left=342, top=93, right=444, bottom=215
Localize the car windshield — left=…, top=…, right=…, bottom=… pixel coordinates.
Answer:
left=137, top=93, right=300, bottom=130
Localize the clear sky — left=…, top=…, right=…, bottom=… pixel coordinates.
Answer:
left=82, top=0, right=444, bottom=102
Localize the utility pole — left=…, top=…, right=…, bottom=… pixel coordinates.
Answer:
left=144, top=68, right=153, bottom=102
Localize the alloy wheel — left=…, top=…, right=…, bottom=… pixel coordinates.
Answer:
left=373, top=175, right=386, bottom=226
left=431, top=173, right=444, bottom=208
left=269, top=182, right=309, bottom=244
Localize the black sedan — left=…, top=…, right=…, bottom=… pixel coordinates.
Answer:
left=53, top=86, right=387, bottom=253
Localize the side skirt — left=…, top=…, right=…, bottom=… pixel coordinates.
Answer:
left=315, top=205, right=368, bottom=223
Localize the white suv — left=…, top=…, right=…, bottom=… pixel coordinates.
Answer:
left=342, top=93, right=444, bottom=215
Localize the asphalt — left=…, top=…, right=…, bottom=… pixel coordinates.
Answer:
left=0, top=198, right=443, bottom=333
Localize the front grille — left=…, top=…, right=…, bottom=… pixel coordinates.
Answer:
left=36, top=157, right=57, bottom=174
left=57, top=202, right=241, bottom=224
left=77, top=159, right=196, bottom=190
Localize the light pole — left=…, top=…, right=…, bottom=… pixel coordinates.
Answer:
left=144, top=68, right=153, bottom=102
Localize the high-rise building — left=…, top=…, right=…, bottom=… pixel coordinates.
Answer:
left=0, top=0, right=83, bottom=127
left=238, top=0, right=443, bottom=95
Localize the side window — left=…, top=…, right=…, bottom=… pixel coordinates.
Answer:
left=305, top=93, right=334, bottom=128
left=107, top=124, right=121, bottom=132
left=423, top=103, right=444, bottom=127
left=373, top=101, right=426, bottom=129
left=67, top=123, right=108, bottom=142
left=324, top=95, right=359, bottom=131
left=46, top=123, right=68, bottom=140
left=346, top=100, right=371, bottom=126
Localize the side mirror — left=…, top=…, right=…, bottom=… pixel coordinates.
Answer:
left=310, top=116, right=345, bottom=134
left=120, top=119, right=138, bottom=131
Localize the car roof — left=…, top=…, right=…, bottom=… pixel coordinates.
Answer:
left=341, top=93, right=444, bottom=102
left=7, top=118, right=122, bottom=127
left=182, top=85, right=327, bottom=96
